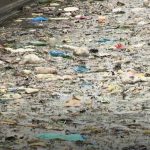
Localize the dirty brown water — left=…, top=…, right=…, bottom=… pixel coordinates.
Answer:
left=0, top=0, right=150, bottom=150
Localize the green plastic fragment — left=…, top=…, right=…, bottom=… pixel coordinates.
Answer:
left=36, top=133, right=85, bottom=142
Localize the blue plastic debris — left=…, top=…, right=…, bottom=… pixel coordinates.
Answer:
left=97, top=38, right=115, bottom=45
left=73, top=66, right=89, bottom=73
left=98, top=38, right=111, bottom=43
left=31, top=17, right=48, bottom=22
left=49, top=50, right=72, bottom=58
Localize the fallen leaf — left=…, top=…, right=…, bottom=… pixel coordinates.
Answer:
left=0, top=119, right=17, bottom=125
left=107, top=84, right=122, bottom=93
left=143, top=130, right=150, bottom=135
left=29, top=142, right=46, bottom=147
left=65, top=96, right=81, bottom=107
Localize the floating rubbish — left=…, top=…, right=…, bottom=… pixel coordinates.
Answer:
left=97, top=38, right=115, bottom=45
left=35, top=67, right=57, bottom=74
left=49, top=17, right=69, bottom=21
left=29, top=41, right=47, bottom=46
left=114, top=43, right=125, bottom=50
left=64, top=7, right=79, bottom=12
left=89, top=48, right=99, bottom=53
left=5, top=47, right=35, bottom=53
left=73, top=66, right=89, bottom=73
left=112, top=8, right=125, bottom=14
left=36, top=133, right=85, bottom=142
left=49, top=50, right=72, bottom=58
left=117, top=1, right=125, bottom=6
left=65, top=96, right=81, bottom=107
left=75, top=15, right=90, bottom=20
left=19, top=54, right=45, bottom=64
left=37, top=0, right=49, bottom=4
left=7, top=88, right=18, bottom=92
left=56, top=45, right=89, bottom=56
left=143, top=130, right=150, bottom=135
left=31, top=17, right=48, bottom=22
left=98, top=16, right=107, bottom=25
